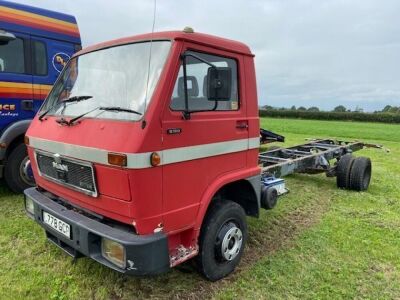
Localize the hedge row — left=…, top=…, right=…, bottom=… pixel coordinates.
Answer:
left=259, top=109, right=400, bottom=124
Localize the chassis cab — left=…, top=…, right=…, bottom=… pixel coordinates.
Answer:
left=24, top=29, right=261, bottom=280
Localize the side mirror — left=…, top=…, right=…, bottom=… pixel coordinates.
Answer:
left=0, top=30, right=16, bottom=45
left=207, top=67, right=232, bottom=101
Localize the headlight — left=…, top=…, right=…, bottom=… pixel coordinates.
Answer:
left=101, top=238, right=126, bottom=268
left=25, top=196, right=34, bottom=215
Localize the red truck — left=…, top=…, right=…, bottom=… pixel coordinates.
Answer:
left=24, top=29, right=373, bottom=281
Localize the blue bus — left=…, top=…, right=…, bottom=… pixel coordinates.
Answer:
left=0, top=0, right=81, bottom=192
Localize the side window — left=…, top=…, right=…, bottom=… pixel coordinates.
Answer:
left=170, top=51, right=239, bottom=111
left=0, top=38, right=25, bottom=73
left=32, top=41, right=47, bottom=76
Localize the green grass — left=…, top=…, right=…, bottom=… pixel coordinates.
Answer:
left=1, top=118, right=399, bottom=299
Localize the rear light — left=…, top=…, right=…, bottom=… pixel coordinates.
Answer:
left=24, top=136, right=29, bottom=145
left=108, top=153, right=127, bottom=167
left=101, top=238, right=126, bottom=268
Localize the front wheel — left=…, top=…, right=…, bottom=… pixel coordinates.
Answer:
left=4, top=143, right=35, bottom=193
left=196, top=200, right=247, bottom=281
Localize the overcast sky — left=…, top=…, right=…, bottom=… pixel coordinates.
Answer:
left=19, top=0, right=400, bottom=111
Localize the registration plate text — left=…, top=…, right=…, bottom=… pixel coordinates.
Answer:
left=43, top=211, right=71, bottom=239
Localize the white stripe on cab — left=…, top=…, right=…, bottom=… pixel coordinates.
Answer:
left=29, top=136, right=260, bottom=169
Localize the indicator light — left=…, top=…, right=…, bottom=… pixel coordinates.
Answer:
left=101, top=238, right=126, bottom=268
left=25, top=196, right=34, bottom=215
left=150, top=152, right=161, bottom=166
left=108, top=152, right=127, bottom=167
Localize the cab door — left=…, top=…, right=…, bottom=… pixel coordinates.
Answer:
left=0, top=31, right=32, bottom=128
left=161, top=43, right=248, bottom=232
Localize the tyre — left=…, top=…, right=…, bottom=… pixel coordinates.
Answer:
left=349, top=157, right=372, bottom=191
left=261, top=186, right=278, bottom=210
left=336, top=154, right=355, bottom=189
left=196, top=200, right=247, bottom=281
left=4, top=143, right=35, bottom=193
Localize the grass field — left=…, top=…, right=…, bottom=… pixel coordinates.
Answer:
left=0, top=118, right=399, bottom=299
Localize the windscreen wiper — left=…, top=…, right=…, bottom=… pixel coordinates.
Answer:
left=61, top=95, right=93, bottom=104
left=58, top=106, right=100, bottom=126
left=55, top=106, right=143, bottom=127
left=99, top=106, right=142, bottom=116
left=38, top=95, right=93, bottom=121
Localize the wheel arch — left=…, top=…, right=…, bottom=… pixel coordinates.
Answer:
left=0, top=119, right=31, bottom=160
left=195, top=168, right=261, bottom=231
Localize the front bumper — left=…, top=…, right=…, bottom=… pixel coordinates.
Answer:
left=24, top=187, right=170, bottom=275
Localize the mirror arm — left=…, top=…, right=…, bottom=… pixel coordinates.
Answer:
left=181, top=54, right=191, bottom=120
left=179, top=52, right=221, bottom=119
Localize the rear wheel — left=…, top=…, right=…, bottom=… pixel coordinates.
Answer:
left=349, top=157, right=372, bottom=191
left=336, top=154, right=355, bottom=189
left=196, top=200, right=247, bottom=281
left=4, top=143, right=35, bottom=193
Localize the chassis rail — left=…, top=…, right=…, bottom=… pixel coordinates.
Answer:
left=259, top=139, right=381, bottom=178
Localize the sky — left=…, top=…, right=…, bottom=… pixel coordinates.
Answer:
left=18, top=0, right=400, bottom=111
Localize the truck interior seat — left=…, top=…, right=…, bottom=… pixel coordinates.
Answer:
left=171, top=75, right=231, bottom=111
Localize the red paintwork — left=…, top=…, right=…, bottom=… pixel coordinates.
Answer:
left=26, top=31, right=260, bottom=259
left=0, top=92, right=47, bottom=102
left=76, top=31, right=253, bottom=58
left=0, top=92, right=32, bottom=99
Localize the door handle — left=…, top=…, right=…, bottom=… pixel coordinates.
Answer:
left=21, top=100, right=34, bottom=111
left=236, top=120, right=248, bottom=129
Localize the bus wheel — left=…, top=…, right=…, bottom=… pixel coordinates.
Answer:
left=4, top=143, right=35, bottom=193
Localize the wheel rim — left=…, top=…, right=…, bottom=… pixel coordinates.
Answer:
left=19, top=156, right=35, bottom=186
left=215, top=222, right=243, bottom=262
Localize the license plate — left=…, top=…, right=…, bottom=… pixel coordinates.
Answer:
left=43, top=211, right=71, bottom=239
left=274, top=183, right=287, bottom=195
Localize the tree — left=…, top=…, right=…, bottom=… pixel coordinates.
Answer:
left=333, top=105, right=346, bottom=113
left=290, top=105, right=296, bottom=111
left=308, top=106, right=320, bottom=112
left=297, top=106, right=307, bottom=111
left=388, top=106, right=400, bottom=113
left=382, top=105, right=392, bottom=112
left=262, top=105, right=274, bottom=110
left=354, top=106, right=364, bottom=113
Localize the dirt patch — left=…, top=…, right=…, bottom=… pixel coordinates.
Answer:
left=174, top=193, right=332, bottom=300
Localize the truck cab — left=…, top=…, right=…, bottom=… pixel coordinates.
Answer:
left=0, top=0, right=81, bottom=192
left=24, top=29, right=261, bottom=280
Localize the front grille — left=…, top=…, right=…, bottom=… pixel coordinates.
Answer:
left=36, top=150, right=97, bottom=197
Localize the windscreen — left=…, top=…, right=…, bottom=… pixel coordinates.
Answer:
left=41, top=41, right=171, bottom=121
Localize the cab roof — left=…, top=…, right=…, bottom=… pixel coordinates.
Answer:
left=77, top=30, right=254, bottom=57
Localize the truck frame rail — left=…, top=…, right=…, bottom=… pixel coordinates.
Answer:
left=259, top=139, right=380, bottom=178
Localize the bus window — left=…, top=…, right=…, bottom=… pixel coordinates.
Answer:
left=0, top=38, right=25, bottom=74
